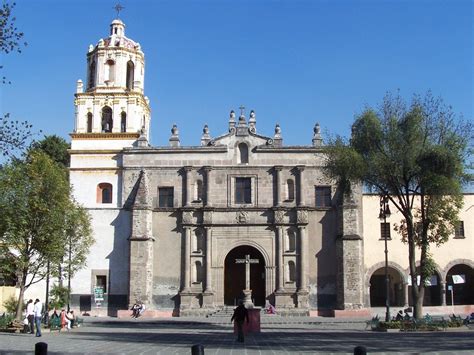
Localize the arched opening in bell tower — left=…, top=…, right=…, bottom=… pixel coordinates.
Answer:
left=87, top=113, right=93, bottom=133
left=224, top=245, right=265, bottom=306
left=126, top=61, right=134, bottom=90
left=101, top=106, right=113, bottom=132
left=88, top=59, right=96, bottom=89
left=120, top=112, right=127, bottom=132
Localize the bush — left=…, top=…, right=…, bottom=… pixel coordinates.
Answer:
left=2, top=296, right=24, bottom=315
left=0, top=314, right=14, bottom=328
left=447, top=320, right=463, bottom=328
left=379, top=321, right=401, bottom=329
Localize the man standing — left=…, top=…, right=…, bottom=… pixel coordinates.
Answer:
left=26, top=299, right=35, bottom=334
left=231, top=300, right=249, bottom=343
left=33, top=299, right=43, bottom=337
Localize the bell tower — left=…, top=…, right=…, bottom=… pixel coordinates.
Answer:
left=71, top=18, right=151, bottom=150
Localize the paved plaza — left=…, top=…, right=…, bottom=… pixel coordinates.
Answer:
left=0, top=316, right=473, bottom=354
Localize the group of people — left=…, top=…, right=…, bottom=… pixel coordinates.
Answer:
left=25, top=299, right=43, bottom=337
left=24, top=298, right=78, bottom=335
left=50, top=308, right=77, bottom=330
left=395, top=309, right=412, bottom=321
left=130, top=301, right=145, bottom=318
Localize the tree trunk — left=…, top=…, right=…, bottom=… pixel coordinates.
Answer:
left=15, top=278, right=26, bottom=320
left=414, top=286, right=424, bottom=319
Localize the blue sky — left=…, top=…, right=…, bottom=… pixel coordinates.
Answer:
left=1, top=0, right=472, bottom=147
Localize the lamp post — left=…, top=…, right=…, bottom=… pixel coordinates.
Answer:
left=379, top=194, right=391, bottom=322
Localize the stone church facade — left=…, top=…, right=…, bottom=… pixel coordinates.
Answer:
left=63, top=19, right=473, bottom=317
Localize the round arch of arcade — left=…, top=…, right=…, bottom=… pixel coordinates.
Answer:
left=365, top=261, right=406, bottom=308
left=441, top=259, right=474, bottom=306
left=367, top=259, right=474, bottom=308
left=441, top=259, right=474, bottom=280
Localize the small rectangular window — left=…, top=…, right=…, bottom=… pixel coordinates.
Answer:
left=158, top=187, right=174, bottom=207
left=380, top=222, right=391, bottom=240
left=235, top=177, right=252, bottom=204
left=315, top=186, right=331, bottom=207
left=96, top=275, right=107, bottom=293
left=454, top=221, right=465, bottom=239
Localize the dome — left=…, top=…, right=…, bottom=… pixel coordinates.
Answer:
left=94, top=19, right=140, bottom=51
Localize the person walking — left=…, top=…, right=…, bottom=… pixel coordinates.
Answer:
left=26, top=299, right=35, bottom=334
left=33, top=299, right=43, bottom=337
left=231, top=300, right=249, bottom=343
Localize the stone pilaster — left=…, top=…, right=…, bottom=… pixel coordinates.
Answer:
left=296, top=225, right=309, bottom=308
left=128, top=170, right=154, bottom=307
left=296, top=165, right=305, bottom=206
left=204, top=227, right=213, bottom=293
left=182, top=226, right=191, bottom=292
left=335, top=186, right=365, bottom=310
left=184, top=166, right=192, bottom=207
left=274, top=166, right=282, bottom=206
left=276, top=226, right=284, bottom=292
left=203, top=166, right=212, bottom=207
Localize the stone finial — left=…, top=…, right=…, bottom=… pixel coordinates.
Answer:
left=201, top=124, right=211, bottom=146
left=229, top=110, right=236, bottom=132
left=238, top=112, right=246, bottom=126
left=76, top=79, right=83, bottom=94
left=273, top=123, right=283, bottom=147
left=169, top=124, right=180, bottom=147
left=88, top=44, right=94, bottom=52
left=137, top=125, right=148, bottom=148
left=312, top=122, right=323, bottom=147
left=249, top=110, right=256, bottom=133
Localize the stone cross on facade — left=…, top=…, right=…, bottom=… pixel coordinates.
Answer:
left=235, top=254, right=259, bottom=308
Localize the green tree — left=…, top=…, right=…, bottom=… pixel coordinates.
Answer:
left=29, top=135, right=70, bottom=168
left=48, top=284, right=69, bottom=310
left=0, top=151, right=93, bottom=319
left=324, top=92, right=472, bottom=319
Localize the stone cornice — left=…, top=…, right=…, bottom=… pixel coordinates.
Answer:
left=255, top=146, right=326, bottom=153
left=121, top=164, right=328, bottom=171
left=122, top=146, right=228, bottom=154
left=87, top=46, right=145, bottom=58
left=77, top=91, right=146, bottom=98
left=70, top=132, right=140, bottom=140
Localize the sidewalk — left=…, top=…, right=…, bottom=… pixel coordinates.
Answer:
left=0, top=316, right=472, bottom=354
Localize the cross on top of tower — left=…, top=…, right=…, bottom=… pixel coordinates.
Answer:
left=113, top=2, right=125, bottom=18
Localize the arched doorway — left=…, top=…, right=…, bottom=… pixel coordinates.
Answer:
left=446, top=264, right=474, bottom=305
left=369, top=267, right=405, bottom=307
left=224, top=245, right=265, bottom=307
